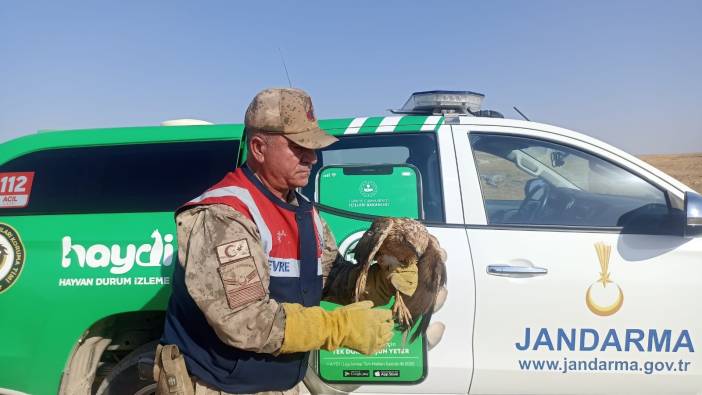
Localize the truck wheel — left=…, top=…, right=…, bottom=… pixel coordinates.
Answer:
left=96, top=340, right=158, bottom=395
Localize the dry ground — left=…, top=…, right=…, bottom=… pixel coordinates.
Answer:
left=638, top=153, right=702, bottom=194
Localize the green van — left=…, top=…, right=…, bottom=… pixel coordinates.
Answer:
left=0, top=113, right=448, bottom=394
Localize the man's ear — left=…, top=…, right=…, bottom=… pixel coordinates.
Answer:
left=248, top=135, right=267, bottom=162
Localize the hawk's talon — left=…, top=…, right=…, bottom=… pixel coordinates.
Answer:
left=392, top=291, right=413, bottom=328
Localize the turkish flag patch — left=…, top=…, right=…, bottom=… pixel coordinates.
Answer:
left=216, top=239, right=251, bottom=265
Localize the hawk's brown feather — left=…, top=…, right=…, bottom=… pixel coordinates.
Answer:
left=352, top=218, right=447, bottom=342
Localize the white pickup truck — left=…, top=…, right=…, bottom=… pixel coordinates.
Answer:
left=0, top=90, right=700, bottom=394
left=304, top=91, right=702, bottom=395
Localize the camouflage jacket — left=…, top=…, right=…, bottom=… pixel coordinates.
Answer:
left=175, top=201, right=372, bottom=354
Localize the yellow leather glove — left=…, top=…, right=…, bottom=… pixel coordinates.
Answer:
left=279, top=301, right=393, bottom=355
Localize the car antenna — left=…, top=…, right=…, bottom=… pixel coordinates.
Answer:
left=277, top=47, right=293, bottom=88
left=513, top=106, right=530, bottom=121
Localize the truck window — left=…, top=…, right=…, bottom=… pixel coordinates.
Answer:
left=302, top=133, right=445, bottom=222
left=0, top=140, right=239, bottom=215
left=469, top=133, right=675, bottom=232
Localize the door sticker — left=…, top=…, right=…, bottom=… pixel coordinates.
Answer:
left=0, top=223, right=25, bottom=293
left=515, top=241, right=694, bottom=376
left=317, top=165, right=427, bottom=384
left=0, top=172, right=35, bottom=208
left=586, top=242, right=624, bottom=316
left=337, top=230, right=366, bottom=263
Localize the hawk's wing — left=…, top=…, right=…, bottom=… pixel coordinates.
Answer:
left=352, top=218, right=394, bottom=300
left=406, top=234, right=447, bottom=341
left=353, top=217, right=394, bottom=267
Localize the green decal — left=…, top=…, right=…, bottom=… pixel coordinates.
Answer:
left=318, top=118, right=356, bottom=132
left=317, top=165, right=420, bottom=218
left=0, top=213, right=174, bottom=394
left=317, top=164, right=425, bottom=384
left=395, top=116, right=427, bottom=132
left=358, top=117, right=384, bottom=134
left=318, top=300, right=426, bottom=383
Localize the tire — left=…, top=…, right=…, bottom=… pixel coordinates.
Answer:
left=95, top=340, right=158, bottom=395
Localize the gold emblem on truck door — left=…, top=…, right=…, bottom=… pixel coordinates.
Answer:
left=585, top=242, right=624, bottom=316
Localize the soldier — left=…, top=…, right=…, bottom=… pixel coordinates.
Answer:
left=156, top=88, right=419, bottom=395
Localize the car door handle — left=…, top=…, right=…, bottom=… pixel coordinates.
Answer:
left=487, top=264, right=548, bottom=277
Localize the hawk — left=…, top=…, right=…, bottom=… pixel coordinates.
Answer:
left=353, top=217, right=447, bottom=342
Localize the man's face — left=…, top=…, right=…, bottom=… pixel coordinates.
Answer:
left=258, top=134, right=318, bottom=190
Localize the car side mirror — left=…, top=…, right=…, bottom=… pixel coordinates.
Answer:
left=684, top=191, right=702, bottom=237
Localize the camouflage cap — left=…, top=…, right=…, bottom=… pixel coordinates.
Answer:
left=245, top=88, right=338, bottom=149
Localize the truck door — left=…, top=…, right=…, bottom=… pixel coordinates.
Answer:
left=302, top=123, right=475, bottom=394
left=451, top=125, right=702, bottom=394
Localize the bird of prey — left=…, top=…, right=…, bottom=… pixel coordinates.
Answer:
left=353, top=217, right=447, bottom=342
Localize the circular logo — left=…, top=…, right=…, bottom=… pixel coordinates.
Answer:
left=338, top=230, right=366, bottom=264
left=359, top=180, right=378, bottom=198
left=0, top=223, right=25, bottom=294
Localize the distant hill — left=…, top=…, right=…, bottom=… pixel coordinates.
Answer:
left=639, top=153, right=702, bottom=194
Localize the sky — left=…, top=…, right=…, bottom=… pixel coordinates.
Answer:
left=1, top=1, right=700, bottom=154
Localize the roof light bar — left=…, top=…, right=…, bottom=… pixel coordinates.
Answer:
left=393, top=90, right=485, bottom=115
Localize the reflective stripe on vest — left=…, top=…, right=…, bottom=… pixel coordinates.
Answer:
left=187, top=179, right=326, bottom=277
left=188, top=185, right=273, bottom=255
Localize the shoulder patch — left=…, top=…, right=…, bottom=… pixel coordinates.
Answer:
left=216, top=239, right=251, bottom=265
left=217, top=257, right=265, bottom=310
